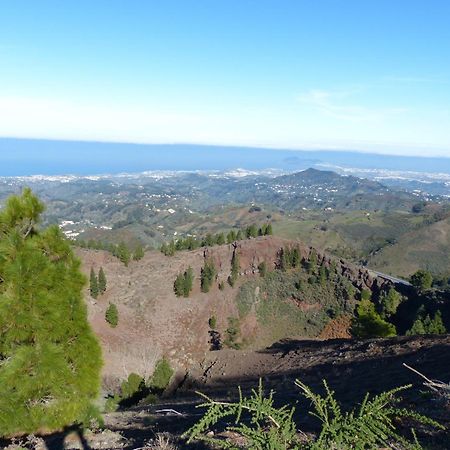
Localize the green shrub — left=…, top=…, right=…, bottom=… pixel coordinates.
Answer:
left=224, top=317, right=241, bottom=349
left=105, top=303, right=119, bottom=328
left=209, top=316, right=217, bottom=329
left=407, top=310, right=447, bottom=335
left=351, top=299, right=396, bottom=338
left=121, top=373, right=145, bottom=399
left=174, top=266, right=194, bottom=297
left=104, top=395, right=120, bottom=413
left=184, top=379, right=444, bottom=449
left=201, top=259, right=216, bottom=293
left=410, top=270, right=433, bottom=290
left=133, top=244, right=145, bottom=261
left=258, top=261, right=267, bottom=277
left=148, top=358, right=174, bottom=393
left=379, top=287, right=402, bottom=318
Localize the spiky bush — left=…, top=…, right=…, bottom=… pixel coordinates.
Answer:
left=184, top=379, right=444, bottom=449
left=0, top=189, right=102, bottom=436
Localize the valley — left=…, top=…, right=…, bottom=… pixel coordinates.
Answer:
left=1, top=167, right=449, bottom=280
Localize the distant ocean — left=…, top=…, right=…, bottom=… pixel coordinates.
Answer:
left=1, top=138, right=450, bottom=176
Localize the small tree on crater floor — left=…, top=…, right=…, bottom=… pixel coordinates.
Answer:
left=98, top=266, right=107, bottom=294
left=106, top=303, right=119, bottom=328
left=90, top=267, right=99, bottom=299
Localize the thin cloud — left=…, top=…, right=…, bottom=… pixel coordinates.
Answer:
left=298, top=89, right=408, bottom=122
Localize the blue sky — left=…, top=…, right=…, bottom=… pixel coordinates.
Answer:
left=0, top=1, right=449, bottom=156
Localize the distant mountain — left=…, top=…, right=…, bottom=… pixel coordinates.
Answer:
left=0, top=167, right=425, bottom=247
left=1, top=165, right=449, bottom=277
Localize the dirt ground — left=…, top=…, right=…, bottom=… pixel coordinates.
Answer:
left=78, top=236, right=309, bottom=383
left=78, top=235, right=380, bottom=385
left=30, top=334, right=449, bottom=449
left=22, top=239, right=446, bottom=449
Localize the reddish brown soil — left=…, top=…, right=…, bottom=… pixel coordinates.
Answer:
left=77, top=235, right=397, bottom=385
left=78, top=236, right=297, bottom=382
left=318, top=314, right=352, bottom=339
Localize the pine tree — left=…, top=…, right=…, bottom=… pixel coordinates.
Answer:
left=89, top=267, right=99, bottom=299
left=407, top=317, right=426, bottom=335
left=117, top=241, right=131, bottom=266
left=351, top=299, right=396, bottom=338
left=291, top=247, right=300, bottom=268
left=201, top=259, right=217, bottom=293
left=379, top=287, right=402, bottom=318
left=228, top=250, right=240, bottom=287
left=203, top=233, right=215, bottom=247
left=410, top=269, right=433, bottom=290
left=422, top=310, right=447, bottom=334
left=183, top=267, right=194, bottom=297
left=133, top=244, right=145, bottom=261
left=265, top=223, right=273, bottom=235
left=279, top=247, right=288, bottom=271
left=174, top=267, right=195, bottom=297
left=98, top=266, right=107, bottom=294
left=308, top=249, right=317, bottom=274
left=258, top=261, right=267, bottom=277
left=429, top=310, right=446, bottom=334
left=319, top=265, right=327, bottom=285
left=246, top=224, right=258, bottom=238
left=0, top=189, right=102, bottom=436
left=174, top=273, right=185, bottom=297
left=226, top=230, right=236, bottom=244
left=105, top=303, right=119, bottom=328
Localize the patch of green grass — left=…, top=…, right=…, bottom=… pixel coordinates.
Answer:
left=235, top=267, right=357, bottom=346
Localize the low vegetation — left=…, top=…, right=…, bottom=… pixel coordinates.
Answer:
left=105, top=358, right=174, bottom=412
left=148, top=357, right=174, bottom=394
left=185, top=379, right=444, bottom=449
left=173, top=266, right=194, bottom=297
left=224, top=316, right=242, bottom=349
left=235, top=248, right=358, bottom=345
left=75, top=239, right=145, bottom=265
left=160, top=223, right=272, bottom=256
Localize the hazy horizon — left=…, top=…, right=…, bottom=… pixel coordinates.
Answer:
left=2, top=137, right=450, bottom=177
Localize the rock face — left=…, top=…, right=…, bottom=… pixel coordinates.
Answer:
left=213, top=237, right=391, bottom=293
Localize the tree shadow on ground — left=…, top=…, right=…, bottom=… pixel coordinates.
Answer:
left=42, top=425, right=92, bottom=450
